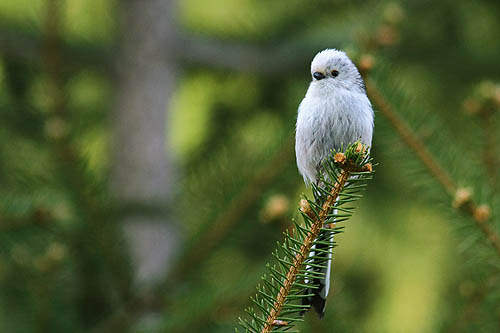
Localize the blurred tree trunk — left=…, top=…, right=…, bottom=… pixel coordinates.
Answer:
left=111, top=0, right=178, bottom=287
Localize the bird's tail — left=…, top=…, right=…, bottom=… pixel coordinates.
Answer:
left=301, top=227, right=334, bottom=317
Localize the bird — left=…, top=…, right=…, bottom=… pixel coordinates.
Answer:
left=295, top=49, right=374, bottom=317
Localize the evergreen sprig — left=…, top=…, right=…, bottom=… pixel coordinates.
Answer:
left=237, top=143, right=374, bottom=333
left=365, top=78, right=500, bottom=257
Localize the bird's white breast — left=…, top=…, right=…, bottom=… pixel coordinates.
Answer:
left=295, top=87, right=373, bottom=184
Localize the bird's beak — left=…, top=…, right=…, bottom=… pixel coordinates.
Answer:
left=313, top=72, right=326, bottom=80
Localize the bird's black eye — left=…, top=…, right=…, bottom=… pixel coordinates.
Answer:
left=331, top=70, right=339, bottom=77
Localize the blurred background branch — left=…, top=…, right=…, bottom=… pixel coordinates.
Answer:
left=365, top=79, right=500, bottom=256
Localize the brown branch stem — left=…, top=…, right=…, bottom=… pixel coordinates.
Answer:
left=366, top=79, right=456, bottom=196
left=262, top=169, right=350, bottom=333
left=366, top=79, right=500, bottom=257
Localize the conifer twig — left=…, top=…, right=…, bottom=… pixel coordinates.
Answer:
left=262, top=169, right=350, bottom=332
left=366, top=79, right=456, bottom=196
left=365, top=79, right=500, bottom=257
left=236, top=145, right=373, bottom=333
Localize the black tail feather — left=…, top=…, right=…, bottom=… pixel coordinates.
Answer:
left=301, top=229, right=333, bottom=318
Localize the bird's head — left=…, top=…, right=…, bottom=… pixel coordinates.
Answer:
left=309, top=49, right=365, bottom=94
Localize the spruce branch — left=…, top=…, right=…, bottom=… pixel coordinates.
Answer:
left=237, top=144, right=374, bottom=333
left=365, top=78, right=500, bottom=257
left=365, top=79, right=455, bottom=196
left=262, top=169, right=349, bottom=333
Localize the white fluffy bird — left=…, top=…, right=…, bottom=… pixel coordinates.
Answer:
left=295, top=49, right=374, bottom=316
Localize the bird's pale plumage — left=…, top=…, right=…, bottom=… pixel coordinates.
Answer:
left=295, top=49, right=374, bottom=316
left=296, top=49, right=373, bottom=185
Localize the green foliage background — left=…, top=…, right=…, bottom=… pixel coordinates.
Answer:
left=0, top=0, right=499, bottom=332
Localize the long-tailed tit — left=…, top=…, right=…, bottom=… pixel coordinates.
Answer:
left=295, top=49, right=374, bottom=316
